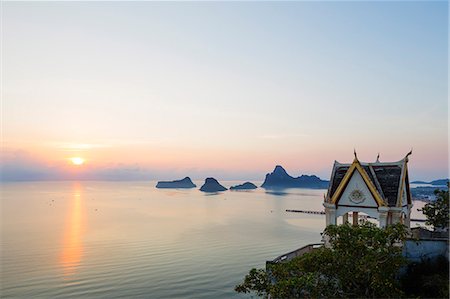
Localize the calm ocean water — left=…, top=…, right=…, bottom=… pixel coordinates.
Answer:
left=1, top=181, right=426, bottom=298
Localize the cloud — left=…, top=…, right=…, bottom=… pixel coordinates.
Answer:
left=258, top=133, right=310, bottom=139
left=0, top=149, right=61, bottom=181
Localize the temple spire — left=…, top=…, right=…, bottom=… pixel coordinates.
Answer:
left=376, top=153, right=380, bottom=163
left=353, top=149, right=358, bottom=161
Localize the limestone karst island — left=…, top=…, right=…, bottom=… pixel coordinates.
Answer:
left=156, top=177, right=197, bottom=188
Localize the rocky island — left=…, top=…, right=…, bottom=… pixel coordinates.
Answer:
left=156, top=177, right=196, bottom=189
left=230, top=182, right=258, bottom=190
left=200, top=178, right=228, bottom=192
left=261, top=165, right=329, bottom=189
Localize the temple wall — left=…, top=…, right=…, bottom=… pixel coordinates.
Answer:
left=403, top=239, right=449, bottom=262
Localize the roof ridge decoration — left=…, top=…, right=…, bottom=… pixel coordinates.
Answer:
left=326, top=161, right=340, bottom=200
left=331, top=158, right=386, bottom=207
left=405, top=149, right=413, bottom=162
left=396, top=161, right=407, bottom=207
left=397, top=150, right=412, bottom=207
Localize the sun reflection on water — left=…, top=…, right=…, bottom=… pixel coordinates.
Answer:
left=60, top=182, right=86, bottom=278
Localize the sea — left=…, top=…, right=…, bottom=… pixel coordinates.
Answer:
left=0, top=181, right=427, bottom=298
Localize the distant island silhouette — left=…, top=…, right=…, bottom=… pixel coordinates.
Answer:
left=200, top=178, right=227, bottom=192
left=230, top=182, right=258, bottom=190
left=156, top=177, right=196, bottom=189
left=411, top=179, right=449, bottom=186
left=261, top=165, right=329, bottom=189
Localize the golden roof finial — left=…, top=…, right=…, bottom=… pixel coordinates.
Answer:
left=353, top=149, right=358, bottom=161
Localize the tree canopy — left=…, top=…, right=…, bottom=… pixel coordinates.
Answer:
left=235, top=222, right=408, bottom=298
left=419, top=183, right=449, bottom=231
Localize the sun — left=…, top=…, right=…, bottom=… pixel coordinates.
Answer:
left=70, top=157, right=85, bottom=166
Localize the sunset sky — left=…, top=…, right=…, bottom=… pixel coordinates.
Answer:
left=2, top=1, right=448, bottom=181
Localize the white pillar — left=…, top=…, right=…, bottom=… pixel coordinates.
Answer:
left=323, top=203, right=336, bottom=226
left=390, top=208, right=402, bottom=225
left=404, top=204, right=412, bottom=228
left=378, top=207, right=389, bottom=228
left=323, top=203, right=336, bottom=248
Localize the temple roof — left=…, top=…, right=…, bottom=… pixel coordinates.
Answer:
left=326, top=154, right=412, bottom=207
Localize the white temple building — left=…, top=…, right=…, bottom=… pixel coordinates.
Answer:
left=269, top=152, right=448, bottom=265
left=323, top=152, right=413, bottom=228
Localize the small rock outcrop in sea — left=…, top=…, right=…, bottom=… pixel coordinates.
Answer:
left=156, top=177, right=196, bottom=189
left=261, top=165, right=329, bottom=189
left=200, top=178, right=228, bottom=192
left=230, top=182, right=258, bottom=190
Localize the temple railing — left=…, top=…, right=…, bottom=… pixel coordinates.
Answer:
left=266, top=243, right=323, bottom=266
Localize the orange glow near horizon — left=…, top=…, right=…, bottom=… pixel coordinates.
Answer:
left=60, top=183, right=86, bottom=278
left=2, top=138, right=448, bottom=180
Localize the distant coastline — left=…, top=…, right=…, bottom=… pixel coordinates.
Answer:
left=411, top=179, right=449, bottom=186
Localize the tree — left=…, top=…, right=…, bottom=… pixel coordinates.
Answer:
left=419, top=183, right=449, bottom=231
left=235, top=222, right=408, bottom=298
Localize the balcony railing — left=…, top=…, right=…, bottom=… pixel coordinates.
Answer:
left=266, top=243, right=323, bottom=266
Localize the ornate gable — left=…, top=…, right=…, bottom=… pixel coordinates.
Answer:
left=337, top=170, right=379, bottom=208
left=326, top=152, right=412, bottom=208
left=330, top=159, right=385, bottom=207
left=324, top=152, right=413, bottom=229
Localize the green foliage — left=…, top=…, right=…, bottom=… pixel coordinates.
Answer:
left=235, top=222, right=408, bottom=298
left=267, top=248, right=342, bottom=298
left=401, top=255, right=449, bottom=299
left=419, top=184, right=449, bottom=230
left=322, top=222, right=407, bottom=298
left=234, top=268, right=268, bottom=297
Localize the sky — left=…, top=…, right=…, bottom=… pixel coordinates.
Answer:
left=1, top=1, right=448, bottom=181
